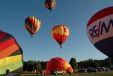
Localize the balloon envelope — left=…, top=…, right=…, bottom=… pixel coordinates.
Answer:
left=45, top=0, right=56, bottom=11
left=87, top=6, right=113, bottom=58
left=0, top=30, right=23, bottom=75
left=45, top=57, right=73, bottom=74
left=51, top=25, right=69, bottom=48
left=25, top=16, right=41, bottom=37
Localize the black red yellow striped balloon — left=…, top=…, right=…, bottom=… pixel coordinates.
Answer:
left=25, top=16, right=41, bottom=37
left=0, top=30, right=23, bottom=75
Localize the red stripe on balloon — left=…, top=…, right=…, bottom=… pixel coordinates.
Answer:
left=53, top=33, right=67, bottom=45
left=0, top=38, right=16, bottom=51
left=25, top=25, right=34, bottom=35
left=87, top=6, right=113, bottom=28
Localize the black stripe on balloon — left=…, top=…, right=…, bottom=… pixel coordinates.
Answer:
left=16, top=42, right=23, bottom=54
left=25, top=21, right=33, bottom=30
left=0, top=34, right=13, bottom=43
left=9, top=48, right=23, bottom=57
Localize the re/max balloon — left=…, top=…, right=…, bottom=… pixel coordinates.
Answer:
left=51, top=25, right=69, bottom=48
left=25, top=16, right=41, bottom=37
left=45, top=0, right=56, bottom=11
left=0, top=30, right=23, bottom=75
left=87, top=6, right=113, bottom=58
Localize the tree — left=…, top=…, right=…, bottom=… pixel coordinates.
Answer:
left=23, top=60, right=37, bottom=71
left=40, top=61, right=48, bottom=70
left=69, top=58, right=77, bottom=70
left=102, top=58, right=112, bottom=67
left=34, top=62, right=42, bottom=73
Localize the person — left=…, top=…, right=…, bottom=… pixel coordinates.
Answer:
left=42, top=70, right=46, bottom=76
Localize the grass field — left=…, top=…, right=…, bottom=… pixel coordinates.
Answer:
left=21, top=70, right=113, bottom=76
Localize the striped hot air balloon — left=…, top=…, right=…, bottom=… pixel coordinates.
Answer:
left=87, top=6, right=113, bottom=58
left=51, top=25, right=69, bottom=48
left=45, top=0, right=56, bottom=11
left=25, top=16, right=41, bottom=37
left=0, top=30, right=23, bottom=75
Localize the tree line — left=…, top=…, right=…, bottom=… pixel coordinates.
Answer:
left=23, top=61, right=47, bottom=73
left=77, top=58, right=113, bottom=68
left=23, top=57, right=113, bottom=73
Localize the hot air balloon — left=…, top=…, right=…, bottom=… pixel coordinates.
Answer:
left=86, top=6, right=113, bottom=58
left=25, top=16, right=41, bottom=37
left=45, top=0, right=56, bottom=11
left=0, top=30, right=23, bottom=75
left=51, top=25, right=69, bottom=48
left=45, top=57, right=73, bottom=74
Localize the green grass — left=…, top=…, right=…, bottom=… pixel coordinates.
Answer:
left=21, top=70, right=113, bottom=76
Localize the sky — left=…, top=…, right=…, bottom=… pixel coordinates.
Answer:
left=0, top=0, right=113, bottom=62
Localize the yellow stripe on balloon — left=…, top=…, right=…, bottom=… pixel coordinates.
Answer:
left=63, top=26, right=69, bottom=36
left=52, top=25, right=69, bottom=36
left=35, top=19, right=41, bottom=32
left=64, top=61, right=71, bottom=70
left=0, top=55, right=22, bottom=67
left=6, top=61, right=23, bottom=72
left=7, top=55, right=22, bottom=64
left=0, top=61, right=23, bottom=74
left=52, top=26, right=63, bottom=35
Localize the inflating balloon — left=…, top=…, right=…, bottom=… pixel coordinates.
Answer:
left=51, top=25, right=69, bottom=48
left=45, top=57, right=73, bottom=74
left=25, top=16, right=41, bottom=37
left=87, top=6, right=113, bottom=58
left=45, top=0, right=56, bottom=11
left=0, top=30, right=23, bottom=75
